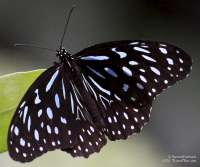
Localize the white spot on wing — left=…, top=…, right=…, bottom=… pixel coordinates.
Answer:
left=104, top=67, right=118, bottom=77
left=123, top=112, right=129, bottom=119
left=61, top=117, right=67, bottom=124
left=20, top=138, right=25, bottom=146
left=179, top=58, right=183, bottom=63
left=122, top=66, right=132, bottom=76
left=141, top=45, right=148, bottom=48
left=15, top=147, right=19, bottom=153
left=39, top=147, right=43, bottom=151
left=167, top=58, right=174, bottom=65
left=114, top=116, right=117, bottom=122
left=114, top=94, right=121, bottom=101
left=140, top=69, right=145, bottom=73
left=159, top=47, right=167, bottom=54
left=142, top=55, right=156, bottom=62
left=81, top=56, right=109, bottom=60
left=46, top=70, right=59, bottom=92
left=79, top=135, right=84, bottom=142
left=55, top=94, right=60, bottom=108
left=134, top=46, right=150, bottom=53
left=23, top=106, right=28, bottom=124
left=122, top=84, right=129, bottom=92
left=111, top=48, right=127, bottom=58
left=47, top=125, right=51, bottom=134
left=108, top=117, right=112, bottom=123
left=140, top=75, right=147, bottom=83
left=152, top=88, right=156, bottom=92
left=27, top=116, right=31, bottom=132
left=131, top=97, right=136, bottom=101
left=164, top=80, right=168, bottom=84
left=70, top=92, right=74, bottom=114
left=150, top=67, right=160, bottom=75
left=34, top=89, right=41, bottom=104
left=34, top=129, right=39, bottom=141
left=137, top=83, right=144, bottom=89
left=38, top=109, right=42, bottom=117
left=47, top=107, right=53, bottom=119
left=129, top=61, right=138, bottom=65
left=159, top=44, right=166, bottom=47
left=62, top=79, right=66, bottom=100
left=10, top=125, right=14, bottom=132
left=134, top=117, right=138, bottom=122
left=90, top=126, right=94, bottom=132
left=87, top=66, right=105, bottom=79
left=130, top=42, right=139, bottom=45
left=20, top=101, right=26, bottom=108
left=54, top=127, right=59, bottom=134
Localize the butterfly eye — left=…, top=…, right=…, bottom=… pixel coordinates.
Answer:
left=56, top=51, right=61, bottom=57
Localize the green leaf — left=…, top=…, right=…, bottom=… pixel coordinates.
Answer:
left=0, top=69, right=45, bottom=154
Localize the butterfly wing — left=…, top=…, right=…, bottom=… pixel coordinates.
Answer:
left=74, top=40, right=192, bottom=141
left=7, top=64, right=106, bottom=162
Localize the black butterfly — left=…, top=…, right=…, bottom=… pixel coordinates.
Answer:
left=7, top=8, right=192, bottom=163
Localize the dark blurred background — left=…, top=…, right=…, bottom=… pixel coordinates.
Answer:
left=0, top=0, right=199, bottom=167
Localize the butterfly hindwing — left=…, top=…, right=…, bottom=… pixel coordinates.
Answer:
left=74, top=40, right=192, bottom=140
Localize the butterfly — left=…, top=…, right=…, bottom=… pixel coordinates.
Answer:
left=7, top=7, right=192, bottom=163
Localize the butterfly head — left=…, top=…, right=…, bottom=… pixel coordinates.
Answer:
left=56, top=47, right=71, bottom=62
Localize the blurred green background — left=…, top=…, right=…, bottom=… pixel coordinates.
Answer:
left=0, top=0, right=199, bottom=167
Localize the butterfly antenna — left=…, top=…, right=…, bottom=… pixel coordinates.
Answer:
left=60, top=5, right=75, bottom=47
left=14, top=44, right=56, bottom=51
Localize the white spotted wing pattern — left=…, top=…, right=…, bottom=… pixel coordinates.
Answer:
left=8, top=64, right=106, bottom=162
left=76, top=40, right=192, bottom=140
left=8, top=40, right=192, bottom=163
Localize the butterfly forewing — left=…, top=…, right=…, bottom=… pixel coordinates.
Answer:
left=75, top=40, right=192, bottom=140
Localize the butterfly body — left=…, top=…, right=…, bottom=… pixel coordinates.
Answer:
left=56, top=47, right=105, bottom=129
left=8, top=40, right=192, bottom=162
